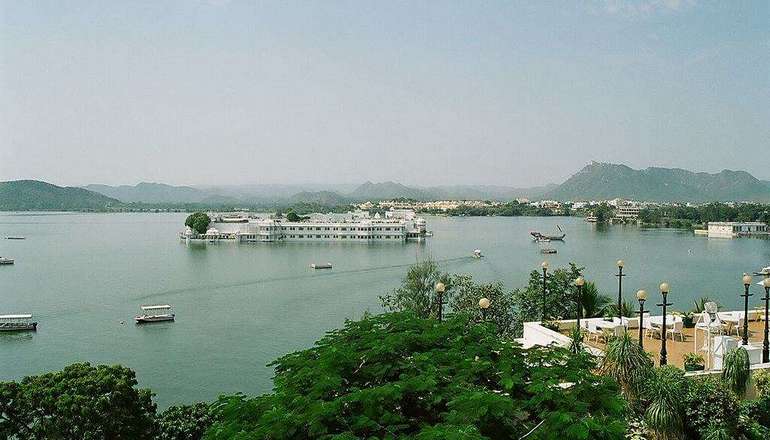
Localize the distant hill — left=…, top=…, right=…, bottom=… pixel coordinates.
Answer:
left=288, top=191, right=350, bottom=205
left=84, top=182, right=223, bottom=204
left=543, top=162, right=770, bottom=202
left=0, top=180, right=121, bottom=211
left=349, top=181, right=434, bottom=201
left=425, top=184, right=557, bottom=201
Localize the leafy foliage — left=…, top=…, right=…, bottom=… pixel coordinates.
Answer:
left=600, top=332, right=653, bottom=401
left=185, top=212, right=211, bottom=234
left=683, top=376, right=740, bottom=440
left=205, top=312, right=627, bottom=439
left=722, top=347, right=751, bottom=396
left=753, top=369, right=770, bottom=398
left=642, top=366, right=687, bottom=439
left=156, top=402, right=215, bottom=440
left=580, top=281, right=613, bottom=318
left=447, top=274, right=516, bottom=337
left=0, top=362, right=156, bottom=439
left=510, top=263, right=585, bottom=337
left=379, top=259, right=451, bottom=319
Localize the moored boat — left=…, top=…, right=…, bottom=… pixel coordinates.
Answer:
left=5, top=236, right=25, bottom=240
left=311, top=263, right=333, bottom=269
left=0, top=314, right=37, bottom=332
left=0, top=257, right=14, bottom=265
left=135, top=304, right=175, bottom=323
left=540, top=248, right=557, bottom=254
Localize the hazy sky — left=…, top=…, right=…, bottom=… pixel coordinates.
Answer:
left=1, top=1, right=768, bottom=187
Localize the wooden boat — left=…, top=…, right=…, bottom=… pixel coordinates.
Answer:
left=5, top=236, right=25, bottom=240
left=135, top=304, right=175, bottom=323
left=530, top=226, right=566, bottom=241
left=0, top=257, right=14, bottom=265
left=0, top=314, right=37, bottom=332
left=311, top=263, right=333, bottom=269
left=540, top=248, right=557, bottom=254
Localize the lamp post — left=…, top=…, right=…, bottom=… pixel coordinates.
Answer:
left=541, top=261, right=549, bottom=321
left=435, top=282, right=446, bottom=322
left=762, top=278, right=770, bottom=363
left=616, top=260, right=626, bottom=320
left=574, top=276, right=585, bottom=331
left=479, top=297, right=491, bottom=321
left=636, top=289, right=647, bottom=349
left=657, top=282, right=672, bottom=366
left=741, top=274, right=753, bottom=346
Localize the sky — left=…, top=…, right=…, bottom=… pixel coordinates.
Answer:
left=1, top=1, right=768, bottom=187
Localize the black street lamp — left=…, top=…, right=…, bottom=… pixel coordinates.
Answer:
left=616, top=260, right=626, bottom=320
left=741, top=274, right=753, bottom=346
left=762, top=278, right=770, bottom=363
left=575, top=276, right=585, bottom=331
left=479, top=297, right=491, bottom=321
left=541, top=261, right=549, bottom=321
left=657, top=282, right=673, bottom=366
left=636, top=289, right=647, bottom=349
left=435, top=282, right=446, bottom=322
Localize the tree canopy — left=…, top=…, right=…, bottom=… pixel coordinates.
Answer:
left=205, top=312, right=627, bottom=439
left=0, top=363, right=156, bottom=439
left=185, top=212, right=211, bottom=234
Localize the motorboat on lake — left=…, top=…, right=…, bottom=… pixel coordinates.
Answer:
left=311, top=263, right=333, bottom=269
left=0, top=314, right=37, bottom=332
left=135, top=304, right=175, bottom=323
left=472, top=249, right=483, bottom=258
left=755, top=265, right=770, bottom=277
left=5, top=236, right=25, bottom=240
left=0, top=257, right=14, bottom=265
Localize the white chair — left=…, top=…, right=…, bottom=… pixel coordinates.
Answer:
left=586, top=322, right=602, bottom=343
left=668, top=320, right=684, bottom=342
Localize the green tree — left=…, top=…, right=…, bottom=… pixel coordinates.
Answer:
left=510, top=263, right=585, bottom=337
left=0, top=362, right=156, bottom=439
left=185, top=212, right=211, bottom=234
left=643, top=365, right=687, bottom=440
left=447, top=274, right=516, bottom=337
left=593, top=203, right=615, bottom=223
left=580, top=281, right=613, bottom=318
left=205, top=313, right=627, bottom=439
left=379, top=259, right=451, bottom=319
left=156, top=403, right=215, bottom=440
left=285, top=211, right=302, bottom=222
left=599, top=332, right=653, bottom=402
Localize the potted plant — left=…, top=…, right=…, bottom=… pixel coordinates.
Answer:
left=681, top=311, right=695, bottom=328
left=683, top=352, right=705, bottom=372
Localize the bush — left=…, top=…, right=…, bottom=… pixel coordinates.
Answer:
left=684, top=376, right=739, bottom=438
left=722, top=347, right=751, bottom=396
left=682, top=353, right=705, bottom=371
left=754, top=369, right=770, bottom=398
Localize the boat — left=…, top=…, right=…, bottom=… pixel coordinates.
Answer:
left=585, top=216, right=598, bottom=223
left=135, top=304, right=175, bottom=323
left=5, top=236, right=25, bottom=240
left=472, top=249, right=483, bottom=258
left=540, top=248, right=557, bottom=254
left=755, top=265, right=770, bottom=276
left=0, top=257, right=14, bottom=265
left=530, top=231, right=565, bottom=241
left=311, top=263, right=333, bottom=269
left=0, top=314, right=37, bottom=332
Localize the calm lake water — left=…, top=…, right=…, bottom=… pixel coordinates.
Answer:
left=1, top=212, right=769, bottom=407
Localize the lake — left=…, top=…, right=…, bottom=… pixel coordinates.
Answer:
left=1, top=212, right=768, bottom=407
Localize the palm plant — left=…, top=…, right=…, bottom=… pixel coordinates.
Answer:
left=580, top=281, right=613, bottom=318
left=692, top=297, right=719, bottom=314
left=644, top=365, right=687, bottom=440
left=722, top=346, right=751, bottom=396
left=599, top=331, right=653, bottom=400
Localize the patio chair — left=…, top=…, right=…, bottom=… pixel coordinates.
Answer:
left=668, top=320, right=684, bottom=342
left=586, top=322, right=603, bottom=343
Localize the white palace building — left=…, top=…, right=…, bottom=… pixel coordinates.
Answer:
left=181, top=209, right=430, bottom=243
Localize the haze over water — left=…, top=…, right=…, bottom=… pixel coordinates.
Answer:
left=1, top=212, right=769, bottom=407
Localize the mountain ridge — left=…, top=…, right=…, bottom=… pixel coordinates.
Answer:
left=0, top=180, right=121, bottom=210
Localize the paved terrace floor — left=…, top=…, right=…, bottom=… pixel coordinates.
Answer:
left=563, top=320, right=768, bottom=368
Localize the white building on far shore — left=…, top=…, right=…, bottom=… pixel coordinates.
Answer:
left=707, top=221, right=768, bottom=238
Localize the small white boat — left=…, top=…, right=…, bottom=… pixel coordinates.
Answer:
left=0, top=257, right=14, bottom=265
left=0, top=314, right=37, bottom=332
left=311, top=263, right=333, bottom=270
left=135, top=304, right=175, bottom=323
left=472, top=249, right=483, bottom=258
left=755, top=266, right=770, bottom=276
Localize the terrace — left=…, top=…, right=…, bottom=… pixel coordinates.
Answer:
left=521, top=308, right=770, bottom=378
